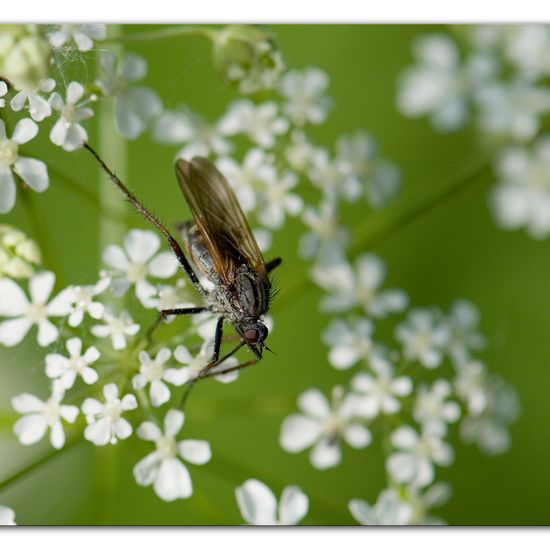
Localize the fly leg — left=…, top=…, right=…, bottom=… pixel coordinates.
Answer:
left=147, top=306, right=210, bottom=342
left=265, top=257, right=282, bottom=273
left=199, top=357, right=260, bottom=379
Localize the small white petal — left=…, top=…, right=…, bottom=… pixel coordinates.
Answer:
left=164, top=408, right=184, bottom=437
left=12, top=118, right=38, bottom=145
left=280, top=414, right=323, bottom=452
left=235, top=479, right=277, bottom=525
left=297, top=389, right=330, bottom=419
left=310, top=439, right=341, bottom=470
left=178, top=439, right=211, bottom=465
left=154, top=458, right=192, bottom=501
left=14, top=414, right=47, bottom=445
left=279, top=486, right=309, bottom=525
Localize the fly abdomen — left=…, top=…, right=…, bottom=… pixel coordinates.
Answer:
left=233, top=265, right=270, bottom=318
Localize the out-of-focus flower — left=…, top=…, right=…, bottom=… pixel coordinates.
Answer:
left=322, top=317, right=375, bottom=370
left=91, top=308, right=140, bottom=351
left=299, top=199, right=350, bottom=261
left=10, top=77, right=55, bottom=121
left=174, top=341, right=239, bottom=384
left=503, top=25, right=550, bottom=81
left=134, top=409, right=211, bottom=501
left=45, top=337, right=99, bottom=389
left=0, top=118, right=49, bottom=214
left=235, top=479, right=308, bottom=525
left=0, top=81, right=8, bottom=107
left=397, top=34, right=496, bottom=131
left=387, top=425, right=454, bottom=488
left=0, top=271, right=72, bottom=347
left=102, top=229, right=178, bottom=304
left=82, top=383, right=137, bottom=446
left=12, top=381, right=78, bottom=449
left=96, top=52, right=161, bottom=139
left=211, top=25, right=286, bottom=95
left=444, top=299, right=485, bottom=366
left=256, top=171, right=303, bottom=230
left=413, top=379, right=460, bottom=433
left=133, top=348, right=187, bottom=407
left=218, top=100, right=289, bottom=148
left=395, top=308, right=450, bottom=369
left=460, top=375, right=520, bottom=455
left=280, top=386, right=371, bottom=470
left=312, top=252, right=408, bottom=318
left=307, top=148, right=352, bottom=200
left=0, top=505, right=16, bottom=525
left=335, top=131, right=401, bottom=208
left=48, top=24, right=106, bottom=52
left=453, top=360, right=488, bottom=416
left=490, top=136, right=550, bottom=239
left=0, top=224, right=41, bottom=279
left=284, top=129, right=319, bottom=173
left=153, top=108, right=232, bottom=159
left=406, top=482, right=452, bottom=525
left=352, top=354, right=412, bottom=419
left=278, top=67, right=332, bottom=126
left=349, top=489, right=413, bottom=525
left=49, top=81, right=94, bottom=151
left=0, top=25, right=51, bottom=91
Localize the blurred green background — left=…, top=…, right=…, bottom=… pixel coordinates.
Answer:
left=1, top=24, right=549, bottom=525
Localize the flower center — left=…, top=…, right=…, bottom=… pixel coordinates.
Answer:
left=73, top=287, right=92, bottom=308
left=156, top=435, right=177, bottom=459
left=0, top=139, right=19, bottom=167
left=69, top=356, right=86, bottom=373
left=61, top=103, right=78, bottom=124
left=42, top=398, right=61, bottom=425
left=324, top=413, right=345, bottom=444
left=26, top=302, right=46, bottom=323
left=144, top=361, right=164, bottom=381
left=105, top=400, right=122, bottom=422
left=127, top=262, right=146, bottom=282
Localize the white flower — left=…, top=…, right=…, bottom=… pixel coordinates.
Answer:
left=91, top=308, right=140, bottom=350
left=12, top=381, right=78, bottom=449
left=475, top=80, right=547, bottom=141
left=278, top=68, right=332, bottom=126
left=322, top=317, right=375, bottom=370
left=96, top=52, right=162, bottom=139
left=453, top=360, right=489, bottom=416
left=143, top=279, right=195, bottom=313
left=387, top=425, right=454, bottom=488
left=407, top=482, right=452, bottom=525
left=312, top=252, right=408, bottom=318
left=397, top=34, right=496, bottom=131
left=45, top=337, right=100, bottom=390
left=0, top=505, right=16, bottom=525
left=395, top=308, right=450, bottom=369
left=0, top=271, right=72, bottom=347
left=153, top=108, right=232, bottom=159
left=48, top=24, right=106, bottom=52
left=335, top=131, right=401, bottom=208
left=235, top=479, right=308, bottom=525
left=413, top=379, right=460, bottom=433
left=133, top=348, right=188, bottom=407
left=49, top=82, right=94, bottom=151
left=445, top=299, right=485, bottom=366
left=504, top=25, right=550, bottom=80
left=0, top=118, right=48, bottom=213
left=284, top=130, right=319, bottom=173
left=65, top=277, right=109, bottom=327
left=0, top=81, right=7, bottom=108
left=216, top=149, right=277, bottom=213
left=219, top=100, right=289, bottom=148
left=133, top=409, right=211, bottom=501
left=307, top=148, right=350, bottom=201
left=490, top=137, right=550, bottom=239
left=349, top=489, right=413, bottom=526
left=82, top=383, right=137, bottom=446
left=102, top=229, right=178, bottom=304
left=351, top=354, right=412, bottom=419
left=10, top=77, right=55, bottom=121
left=459, top=375, right=520, bottom=456
left=256, top=171, right=303, bottom=230
left=174, top=341, right=239, bottom=384
left=299, top=199, right=350, bottom=260
left=280, top=386, right=371, bottom=470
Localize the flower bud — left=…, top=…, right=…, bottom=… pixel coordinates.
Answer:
left=0, top=25, right=51, bottom=91
left=0, top=224, right=41, bottom=278
left=211, top=25, right=286, bottom=95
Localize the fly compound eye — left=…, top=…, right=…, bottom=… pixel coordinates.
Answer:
left=243, top=328, right=260, bottom=344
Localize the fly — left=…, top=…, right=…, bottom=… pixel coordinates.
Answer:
left=83, top=143, right=281, bottom=379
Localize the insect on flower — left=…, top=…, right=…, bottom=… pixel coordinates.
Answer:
left=83, top=143, right=281, bottom=379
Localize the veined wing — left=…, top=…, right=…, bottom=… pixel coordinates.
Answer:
left=175, top=157, right=266, bottom=283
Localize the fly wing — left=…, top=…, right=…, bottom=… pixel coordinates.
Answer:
left=175, top=157, right=266, bottom=283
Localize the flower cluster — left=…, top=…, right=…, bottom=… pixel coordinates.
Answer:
left=397, top=25, right=550, bottom=239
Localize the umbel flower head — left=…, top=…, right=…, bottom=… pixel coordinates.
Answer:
left=0, top=224, right=41, bottom=279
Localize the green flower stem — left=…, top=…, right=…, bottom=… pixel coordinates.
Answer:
left=104, top=25, right=217, bottom=45
left=19, top=188, right=67, bottom=288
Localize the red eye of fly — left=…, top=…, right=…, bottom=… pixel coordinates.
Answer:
left=243, top=328, right=260, bottom=343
